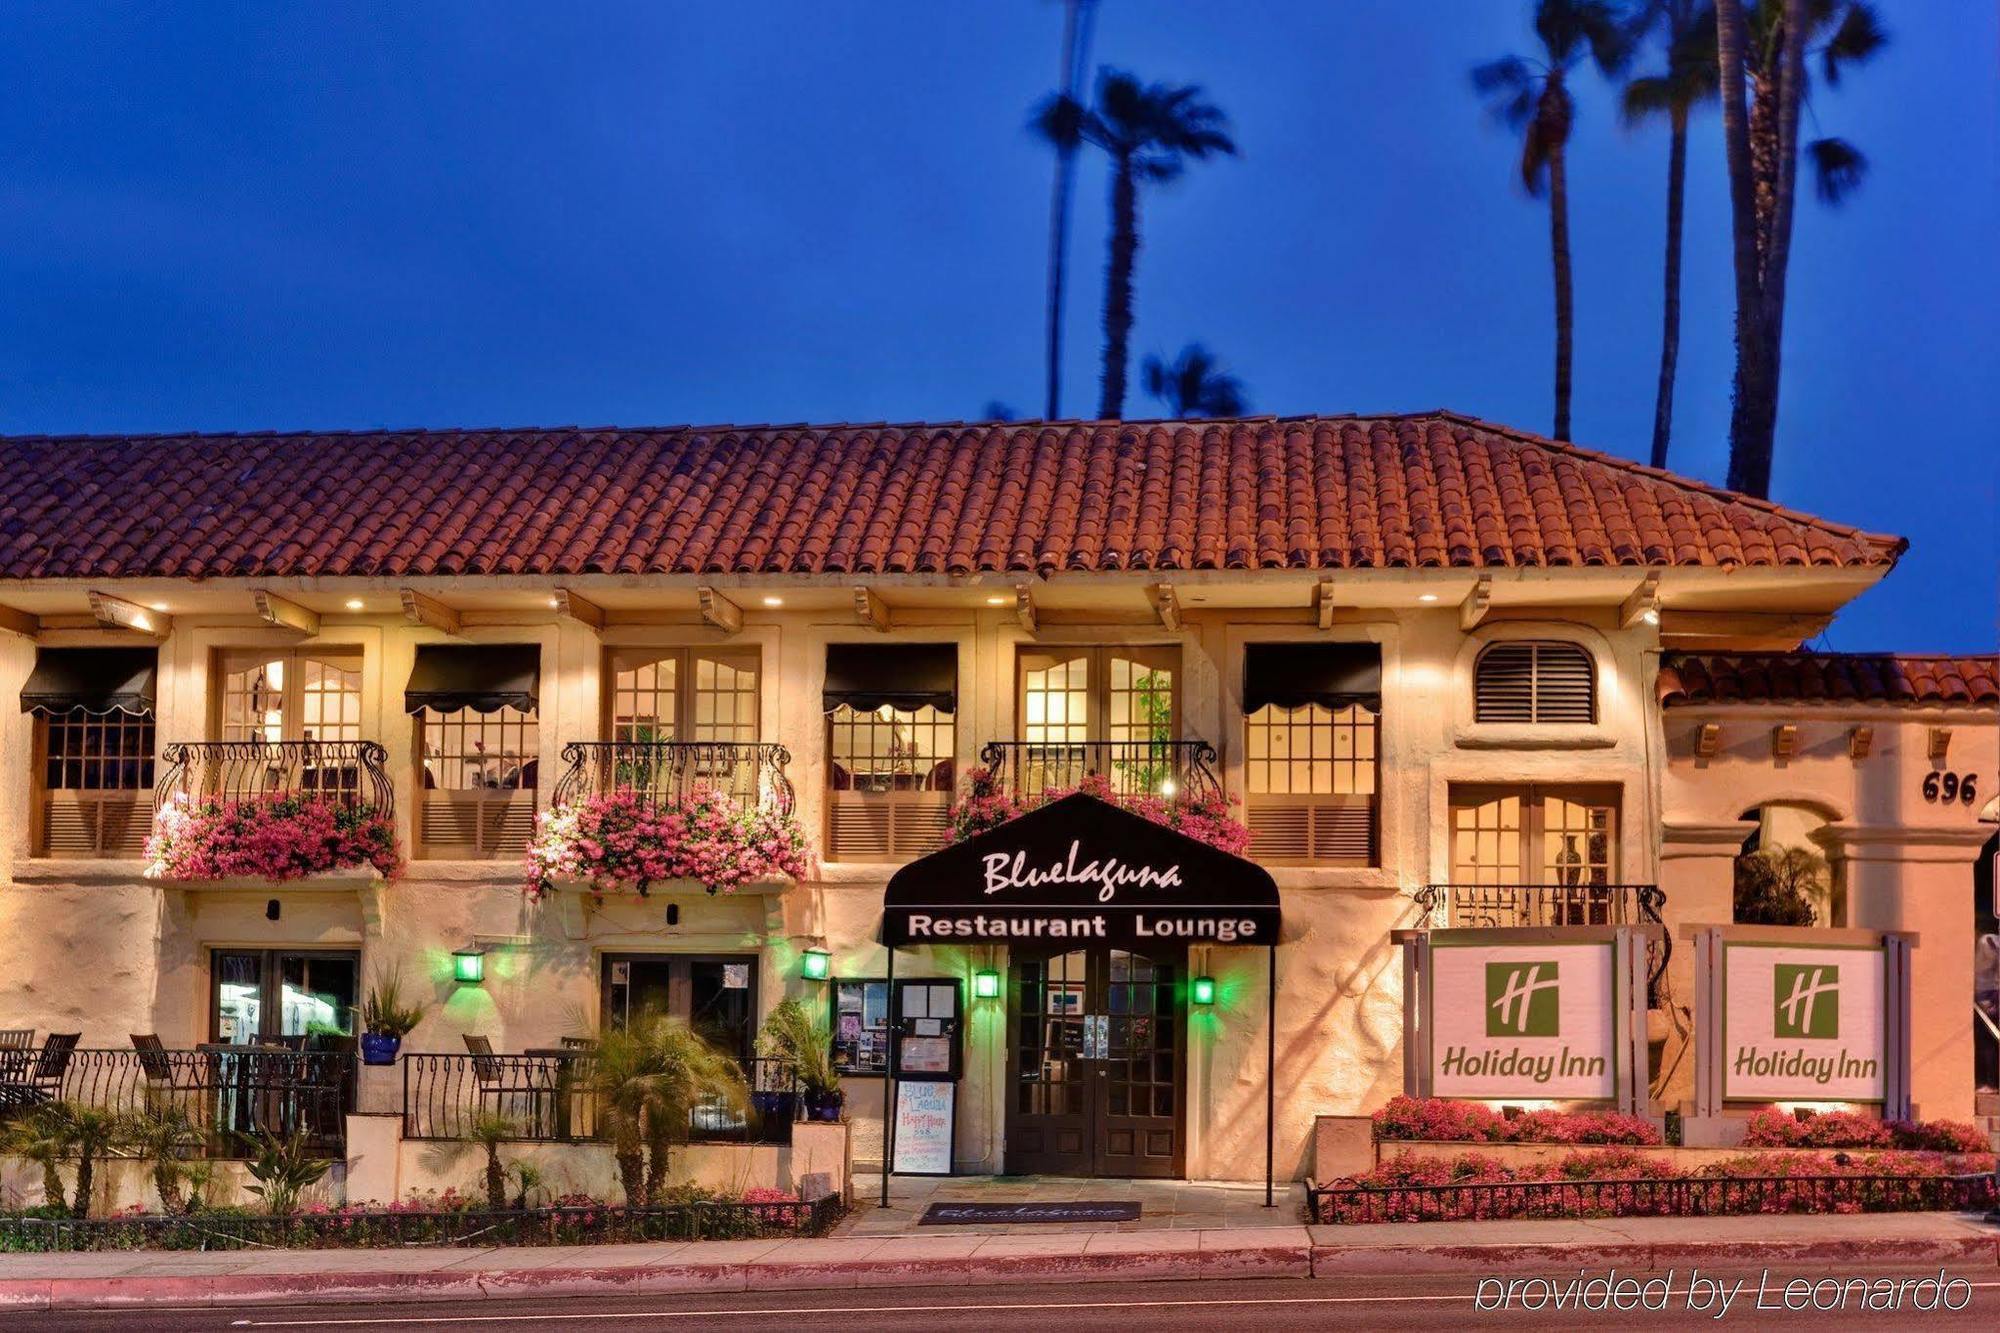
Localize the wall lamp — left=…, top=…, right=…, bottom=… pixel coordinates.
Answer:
left=452, top=947, right=486, bottom=985
left=1190, top=975, right=1216, bottom=1006
left=973, top=968, right=1001, bottom=999
left=801, top=948, right=832, bottom=981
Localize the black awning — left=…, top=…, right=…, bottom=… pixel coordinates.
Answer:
left=881, top=792, right=1280, bottom=949
left=824, top=642, right=958, bottom=714
left=404, top=644, right=541, bottom=715
left=1243, top=642, right=1381, bottom=713
left=20, top=647, right=159, bottom=716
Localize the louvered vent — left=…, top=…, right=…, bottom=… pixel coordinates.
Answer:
left=39, top=793, right=151, bottom=857
left=421, top=792, right=536, bottom=858
left=1474, top=642, right=1596, bottom=724
left=1247, top=796, right=1376, bottom=864
left=828, top=793, right=951, bottom=863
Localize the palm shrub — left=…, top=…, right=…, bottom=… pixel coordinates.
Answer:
left=586, top=1015, right=747, bottom=1207
left=461, top=1111, right=519, bottom=1210
left=64, top=1105, right=124, bottom=1219
left=2, top=1102, right=77, bottom=1209
left=241, top=1128, right=333, bottom=1216
left=125, top=1104, right=207, bottom=1215
left=757, top=998, right=840, bottom=1106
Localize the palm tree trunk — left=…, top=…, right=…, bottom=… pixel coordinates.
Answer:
left=1649, top=107, right=1689, bottom=471
left=484, top=1143, right=506, bottom=1211
left=1547, top=142, right=1574, bottom=442
left=72, top=1154, right=94, bottom=1219
left=1042, top=0, right=1093, bottom=419
left=1716, top=0, right=1770, bottom=495
left=40, top=1159, right=65, bottom=1210
left=642, top=1109, right=674, bottom=1204
left=1098, top=152, right=1139, bottom=420
left=611, top=1117, right=645, bottom=1207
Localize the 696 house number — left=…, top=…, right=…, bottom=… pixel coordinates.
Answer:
left=1920, top=771, right=1979, bottom=804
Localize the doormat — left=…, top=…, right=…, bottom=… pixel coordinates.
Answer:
left=919, top=1201, right=1142, bottom=1225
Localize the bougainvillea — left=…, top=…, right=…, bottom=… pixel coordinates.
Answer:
left=1741, top=1106, right=1990, bottom=1154
left=523, top=786, right=813, bottom=900
left=945, top=768, right=1252, bottom=856
left=1371, top=1096, right=1663, bottom=1146
left=145, top=794, right=401, bottom=882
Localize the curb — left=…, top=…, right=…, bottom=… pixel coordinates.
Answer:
left=0, top=1234, right=1993, bottom=1311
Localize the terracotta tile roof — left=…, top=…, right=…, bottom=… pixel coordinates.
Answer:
left=0, top=412, right=1904, bottom=581
left=1659, top=653, right=2000, bottom=708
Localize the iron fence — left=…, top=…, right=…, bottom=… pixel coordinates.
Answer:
left=0, top=1047, right=353, bottom=1158
left=1415, top=882, right=1671, bottom=1004
left=0, top=1196, right=840, bottom=1253
left=155, top=740, right=393, bottom=819
left=552, top=741, right=795, bottom=816
left=978, top=739, right=1222, bottom=804
left=401, top=1053, right=801, bottom=1146
left=1308, top=1170, right=1996, bottom=1225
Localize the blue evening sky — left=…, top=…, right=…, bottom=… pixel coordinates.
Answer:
left=1, top=3, right=1992, bottom=650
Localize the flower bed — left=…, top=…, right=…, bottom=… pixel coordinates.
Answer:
left=947, top=769, right=1252, bottom=855
left=1373, top=1096, right=1662, bottom=1146
left=1740, top=1107, right=1990, bottom=1153
left=524, top=787, right=813, bottom=900
left=1312, top=1147, right=1998, bottom=1224
left=145, top=794, right=401, bottom=882
left=0, top=1187, right=838, bottom=1252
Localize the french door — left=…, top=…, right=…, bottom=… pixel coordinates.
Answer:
left=1005, top=947, right=1184, bottom=1178
left=601, top=954, right=758, bottom=1059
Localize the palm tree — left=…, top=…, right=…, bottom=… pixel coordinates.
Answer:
left=1624, top=2, right=1719, bottom=470
left=1473, top=1, right=1632, bottom=441
left=587, top=1014, right=746, bottom=1207
left=1718, top=0, right=1887, bottom=496
left=1142, top=344, right=1250, bottom=419
left=2, top=1103, right=75, bottom=1209
left=63, top=1104, right=123, bottom=1218
left=125, top=1104, right=206, bottom=1215
left=1042, top=71, right=1236, bottom=421
left=1033, top=0, right=1099, bottom=419
left=461, top=1111, right=519, bottom=1210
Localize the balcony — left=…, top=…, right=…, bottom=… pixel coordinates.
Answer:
left=977, top=739, right=1221, bottom=804
left=552, top=741, right=795, bottom=816
left=1415, top=882, right=1669, bottom=1003
left=155, top=740, right=394, bottom=819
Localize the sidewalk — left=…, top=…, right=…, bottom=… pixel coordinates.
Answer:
left=0, top=1212, right=1994, bottom=1311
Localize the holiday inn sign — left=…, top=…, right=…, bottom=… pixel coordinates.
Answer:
left=1427, top=940, right=1624, bottom=1101
left=1722, top=943, right=1886, bottom=1102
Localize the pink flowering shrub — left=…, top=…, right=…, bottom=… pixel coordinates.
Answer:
left=1742, top=1106, right=1990, bottom=1154
left=946, top=768, right=1253, bottom=856
left=1372, top=1096, right=1662, bottom=1146
left=145, top=794, right=401, bottom=882
left=524, top=786, right=813, bottom=900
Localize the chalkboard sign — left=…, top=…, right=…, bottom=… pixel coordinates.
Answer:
left=890, top=1079, right=955, bottom=1176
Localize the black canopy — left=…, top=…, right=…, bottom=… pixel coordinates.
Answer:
left=1243, top=642, right=1381, bottom=713
left=404, top=644, right=541, bottom=715
left=19, top=647, right=158, bottom=716
left=881, top=792, right=1280, bottom=948
left=824, top=642, right=957, bottom=714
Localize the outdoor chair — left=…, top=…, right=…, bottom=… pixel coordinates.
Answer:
left=0, top=1029, right=33, bottom=1049
left=0, top=1032, right=80, bottom=1111
left=464, top=1035, right=555, bottom=1136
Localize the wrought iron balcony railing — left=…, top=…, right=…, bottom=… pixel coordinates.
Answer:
left=551, top=741, right=795, bottom=817
left=1415, top=882, right=1670, bottom=1005
left=155, top=740, right=393, bottom=818
left=978, top=739, right=1222, bottom=805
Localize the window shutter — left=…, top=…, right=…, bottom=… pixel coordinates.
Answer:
left=1475, top=643, right=1596, bottom=724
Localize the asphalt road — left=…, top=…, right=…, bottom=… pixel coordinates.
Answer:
left=17, top=1268, right=2000, bottom=1332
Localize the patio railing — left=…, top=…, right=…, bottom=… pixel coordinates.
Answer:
left=978, top=739, right=1222, bottom=804
left=1415, top=882, right=1670, bottom=1004
left=0, top=1047, right=354, bottom=1158
left=551, top=742, right=795, bottom=817
left=400, top=1053, right=801, bottom=1146
left=155, top=740, right=394, bottom=819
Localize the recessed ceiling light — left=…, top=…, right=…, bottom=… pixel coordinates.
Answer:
left=149, top=602, right=170, bottom=613
left=1417, top=593, right=1439, bottom=604
left=547, top=597, right=561, bottom=609
left=761, top=595, right=784, bottom=607
left=985, top=595, right=1009, bottom=606
left=344, top=598, right=365, bottom=611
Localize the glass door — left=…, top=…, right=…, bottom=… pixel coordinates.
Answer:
left=209, top=950, right=359, bottom=1046
left=601, top=954, right=758, bottom=1059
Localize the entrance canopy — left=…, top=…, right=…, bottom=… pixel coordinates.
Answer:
left=881, top=793, right=1280, bottom=949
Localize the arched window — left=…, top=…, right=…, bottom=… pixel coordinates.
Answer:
left=1473, top=641, right=1596, bottom=724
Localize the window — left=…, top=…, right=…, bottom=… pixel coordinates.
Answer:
left=1016, top=647, right=1178, bottom=797
left=606, top=648, right=762, bottom=802
left=601, top=954, right=758, bottom=1059
left=824, top=643, right=956, bottom=861
left=1473, top=641, right=1597, bottom=724
left=1241, top=643, right=1381, bottom=864
left=211, top=949, right=359, bottom=1046
left=35, top=709, right=156, bottom=856
left=215, top=649, right=363, bottom=743
left=407, top=644, right=542, bottom=859
left=1447, top=784, right=1620, bottom=923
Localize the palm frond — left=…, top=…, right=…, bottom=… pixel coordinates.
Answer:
left=1820, top=2, right=1887, bottom=85
left=1621, top=74, right=1677, bottom=124
left=1031, top=92, right=1089, bottom=150
left=1807, top=136, right=1867, bottom=204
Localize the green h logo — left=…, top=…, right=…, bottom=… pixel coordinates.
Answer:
left=1773, top=964, right=1839, bottom=1039
left=1485, top=961, right=1560, bottom=1036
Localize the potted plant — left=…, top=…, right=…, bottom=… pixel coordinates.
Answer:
left=757, top=997, right=843, bottom=1122
left=360, top=967, right=425, bottom=1065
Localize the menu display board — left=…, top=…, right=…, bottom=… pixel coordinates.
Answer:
left=890, top=1080, right=955, bottom=1176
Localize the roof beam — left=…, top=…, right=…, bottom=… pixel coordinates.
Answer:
left=1151, top=583, right=1183, bottom=633
left=553, top=588, right=605, bottom=631
left=1315, top=579, right=1337, bottom=631
left=89, top=591, right=170, bottom=637
left=853, top=586, right=891, bottom=632
left=1772, top=724, right=1799, bottom=760
left=1848, top=726, right=1873, bottom=760
left=400, top=589, right=461, bottom=635
left=1619, top=571, right=1662, bottom=629
left=1928, top=727, right=1952, bottom=762
left=698, top=586, right=742, bottom=634
left=0, top=605, right=40, bottom=639
left=1014, top=585, right=1037, bottom=635
left=1694, top=723, right=1721, bottom=758
left=1458, top=576, right=1492, bottom=632
left=254, top=590, right=320, bottom=637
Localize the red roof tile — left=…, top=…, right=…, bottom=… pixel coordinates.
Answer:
left=0, top=413, right=1905, bottom=581
left=1659, top=653, right=2000, bottom=708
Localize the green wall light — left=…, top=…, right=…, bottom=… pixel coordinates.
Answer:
left=973, top=968, right=1001, bottom=999
left=1190, top=975, right=1216, bottom=1006
left=801, top=948, right=832, bottom=981
left=452, top=948, right=486, bottom=985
